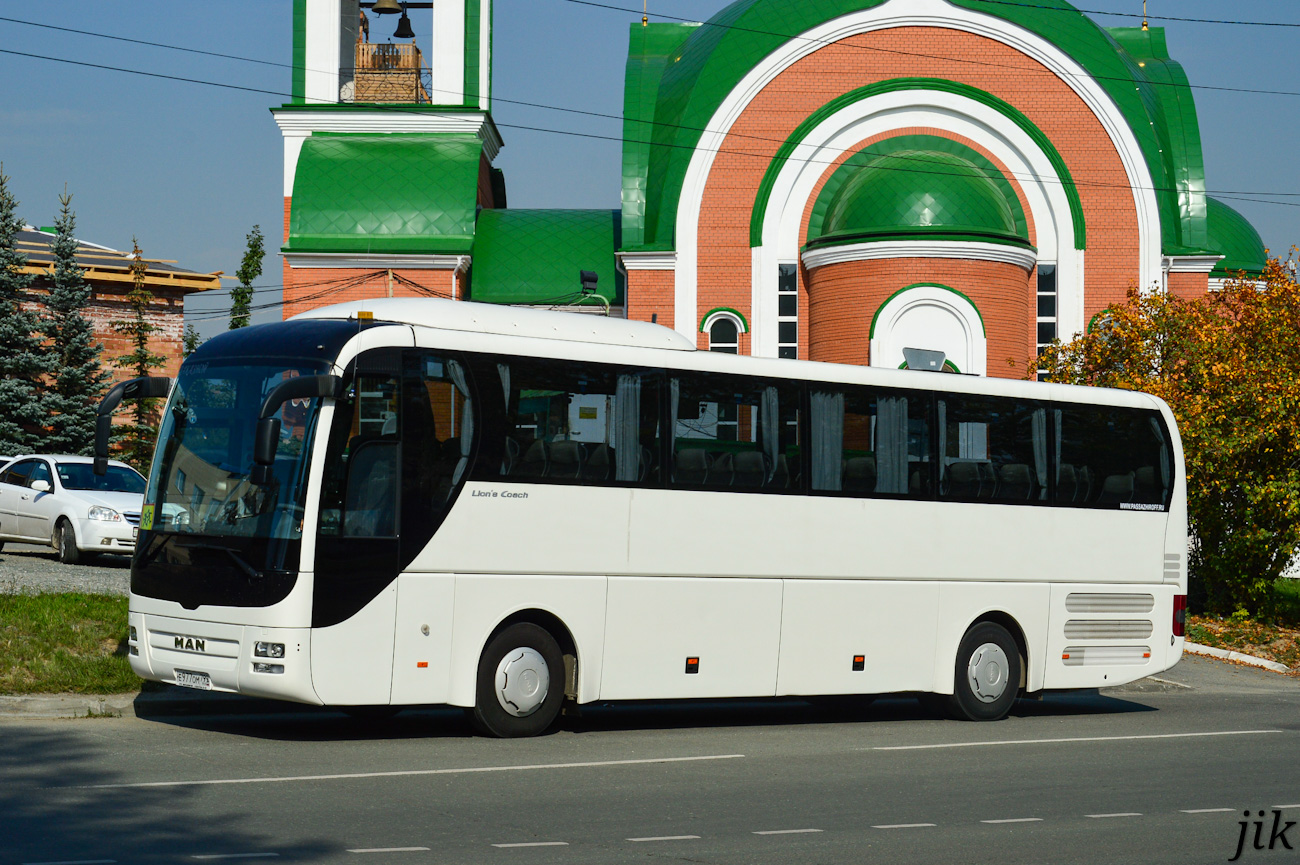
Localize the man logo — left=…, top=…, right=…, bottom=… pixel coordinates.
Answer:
left=174, top=636, right=206, bottom=653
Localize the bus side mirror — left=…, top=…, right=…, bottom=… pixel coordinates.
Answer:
left=94, top=415, right=112, bottom=475
left=251, top=418, right=281, bottom=486
left=93, top=376, right=173, bottom=474
left=250, top=374, right=340, bottom=485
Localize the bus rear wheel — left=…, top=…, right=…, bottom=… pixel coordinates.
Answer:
left=471, top=622, right=565, bottom=738
left=946, top=622, right=1020, bottom=722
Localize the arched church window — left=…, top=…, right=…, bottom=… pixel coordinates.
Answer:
left=708, top=318, right=740, bottom=354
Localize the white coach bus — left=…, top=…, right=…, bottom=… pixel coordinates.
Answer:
left=116, top=298, right=1187, bottom=737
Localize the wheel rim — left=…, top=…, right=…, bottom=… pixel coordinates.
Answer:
left=59, top=526, right=71, bottom=557
left=494, top=647, right=550, bottom=717
left=967, top=642, right=1010, bottom=703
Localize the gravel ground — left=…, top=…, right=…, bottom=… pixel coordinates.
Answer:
left=0, top=542, right=131, bottom=596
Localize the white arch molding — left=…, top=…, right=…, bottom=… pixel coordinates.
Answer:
left=869, top=286, right=988, bottom=376
left=672, top=0, right=1161, bottom=352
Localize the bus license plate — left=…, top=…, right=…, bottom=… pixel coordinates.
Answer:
left=175, top=670, right=212, bottom=690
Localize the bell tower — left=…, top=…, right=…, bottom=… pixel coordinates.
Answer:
left=272, top=0, right=503, bottom=319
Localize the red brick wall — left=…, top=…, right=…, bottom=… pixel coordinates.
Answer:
left=27, top=282, right=187, bottom=381
left=625, top=270, right=676, bottom=332
left=685, top=25, right=1139, bottom=357
left=283, top=266, right=457, bottom=319
left=1168, top=272, right=1209, bottom=300
left=805, top=258, right=1033, bottom=378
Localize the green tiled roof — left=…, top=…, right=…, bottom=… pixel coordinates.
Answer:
left=807, top=135, right=1030, bottom=248
left=1205, top=197, right=1266, bottom=278
left=471, top=210, right=622, bottom=306
left=286, top=134, right=482, bottom=254
left=622, top=1, right=1211, bottom=256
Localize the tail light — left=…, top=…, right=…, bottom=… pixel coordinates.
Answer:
left=1172, top=594, right=1187, bottom=637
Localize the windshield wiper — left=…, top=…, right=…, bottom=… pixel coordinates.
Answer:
left=173, top=541, right=264, bottom=580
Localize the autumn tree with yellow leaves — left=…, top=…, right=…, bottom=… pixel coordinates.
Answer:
left=1036, top=251, right=1300, bottom=617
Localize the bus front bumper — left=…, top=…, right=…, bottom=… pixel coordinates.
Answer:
left=128, top=612, right=322, bottom=706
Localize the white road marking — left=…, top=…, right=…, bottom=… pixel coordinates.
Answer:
left=871, top=730, right=1284, bottom=751
left=490, top=843, right=569, bottom=849
left=22, top=860, right=117, bottom=865
left=753, top=829, right=823, bottom=835
left=872, top=823, right=936, bottom=829
left=73, top=754, right=745, bottom=790
left=1086, top=813, right=1142, bottom=819
left=1180, top=809, right=1236, bottom=814
left=347, top=848, right=432, bottom=854
left=981, top=818, right=1043, bottom=824
left=1276, top=804, right=1300, bottom=810
left=626, top=836, right=700, bottom=842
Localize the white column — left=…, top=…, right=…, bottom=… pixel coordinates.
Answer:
left=304, top=0, right=342, bottom=104
left=431, top=0, right=466, bottom=105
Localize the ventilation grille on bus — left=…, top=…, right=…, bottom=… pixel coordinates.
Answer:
left=1065, top=593, right=1156, bottom=614
left=1064, top=620, right=1154, bottom=640
left=1062, top=646, right=1151, bottom=666
left=1164, top=553, right=1182, bottom=585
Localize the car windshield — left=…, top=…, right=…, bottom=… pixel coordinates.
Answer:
left=146, top=359, right=329, bottom=539
left=57, top=463, right=145, bottom=493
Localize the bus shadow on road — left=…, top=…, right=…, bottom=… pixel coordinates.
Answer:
left=0, top=725, right=333, bottom=863
left=135, top=689, right=1156, bottom=742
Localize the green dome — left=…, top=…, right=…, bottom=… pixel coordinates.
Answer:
left=807, top=136, right=1031, bottom=248
left=1206, top=197, right=1266, bottom=277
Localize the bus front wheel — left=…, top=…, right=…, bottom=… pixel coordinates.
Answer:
left=472, top=622, right=565, bottom=738
left=946, top=622, right=1020, bottom=722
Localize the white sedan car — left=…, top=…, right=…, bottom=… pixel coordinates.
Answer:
left=0, top=454, right=145, bottom=564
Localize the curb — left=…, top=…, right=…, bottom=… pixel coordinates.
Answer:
left=0, top=688, right=321, bottom=720
left=1185, top=641, right=1293, bottom=674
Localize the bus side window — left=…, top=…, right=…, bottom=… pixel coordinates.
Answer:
left=937, top=395, right=1046, bottom=504
left=809, top=388, right=927, bottom=498
left=671, top=374, right=799, bottom=492
left=490, top=358, right=660, bottom=486
left=319, top=366, right=402, bottom=538
left=1056, top=406, right=1171, bottom=509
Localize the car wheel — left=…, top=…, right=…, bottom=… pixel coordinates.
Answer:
left=56, top=519, right=83, bottom=566
left=946, top=621, right=1021, bottom=722
left=471, top=622, right=565, bottom=738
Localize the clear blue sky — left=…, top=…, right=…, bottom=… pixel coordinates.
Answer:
left=2, top=1, right=1297, bottom=340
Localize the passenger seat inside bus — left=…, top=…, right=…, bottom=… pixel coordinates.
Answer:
left=548, top=440, right=584, bottom=479
left=674, top=448, right=710, bottom=485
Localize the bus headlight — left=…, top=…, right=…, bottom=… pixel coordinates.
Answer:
left=254, top=642, right=285, bottom=658
left=253, top=663, right=284, bottom=674
left=88, top=505, right=122, bottom=522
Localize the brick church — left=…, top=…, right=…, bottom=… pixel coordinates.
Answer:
left=275, top=0, right=1266, bottom=378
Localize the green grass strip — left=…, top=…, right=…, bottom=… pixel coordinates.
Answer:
left=0, top=593, right=141, bottom=695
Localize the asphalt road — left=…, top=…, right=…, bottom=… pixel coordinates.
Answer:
left=2, top=655, right=1297, bottom=865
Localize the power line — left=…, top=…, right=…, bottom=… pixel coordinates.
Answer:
left=5, top=10, right=1300, bottom=204
left=956, top=0, right=1300, bottom=28
left=5, top=43, right=1300, bottom=209
left=562, top=0, right=1300, bottom=99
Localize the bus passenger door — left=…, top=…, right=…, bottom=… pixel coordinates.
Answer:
left=311, top=352, right=404, bottom=705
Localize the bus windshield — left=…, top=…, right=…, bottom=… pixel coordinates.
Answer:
left=146, top=359, right=329, bottom=540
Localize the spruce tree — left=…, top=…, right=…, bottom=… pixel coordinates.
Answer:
left=0, top=165, right=51, bottom=454
left=110, top=239, right=167, bottom=472
left=42, top=191, right=110, bottom=455
left=230, top=224, right=264, bottom=329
